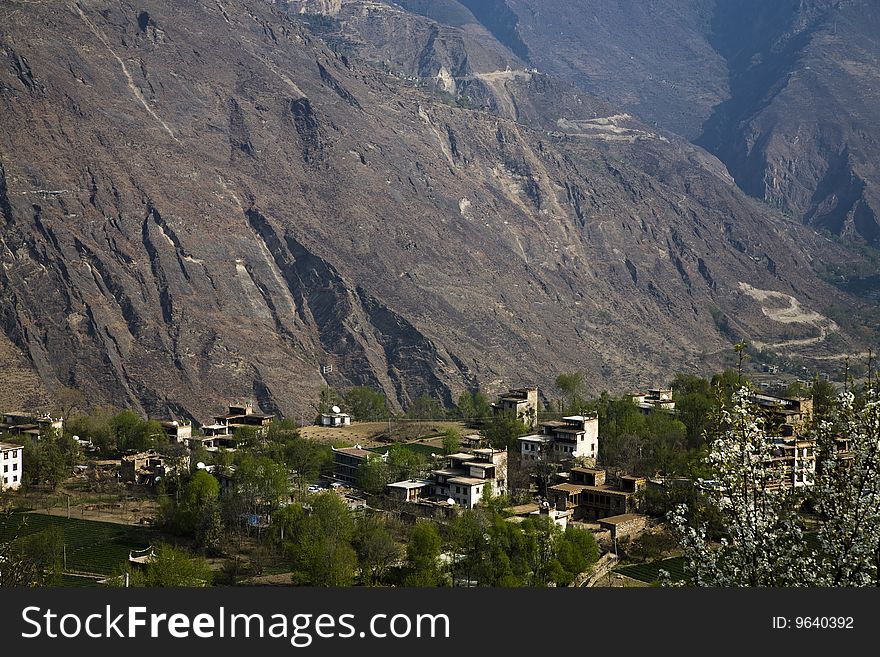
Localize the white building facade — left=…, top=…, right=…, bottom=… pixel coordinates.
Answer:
left=1, top=442, right=23, bottom=491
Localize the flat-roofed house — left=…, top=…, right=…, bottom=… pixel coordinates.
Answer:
left=386, top=447, right=508, bottom=509
left=160, top=420, right=192, bottom=444
left=549, top=467, right=645, bottom=521
left=332, top=445, right=381, bottom=486
left=492, top=387, right=539, bottom=429
left=518, top=415, right=599, bottom=466
left=0, top=441, right=23, bottom=491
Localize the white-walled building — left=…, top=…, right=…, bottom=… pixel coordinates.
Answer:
left=386, top=448, right=508, bottom=509
left=491, top=387, right=539, bottom=429
left=518, top=415, right=599, bottom=466
left=321, top=410, right=352, bottom=427
left=1, top=441, right=23, bottom=491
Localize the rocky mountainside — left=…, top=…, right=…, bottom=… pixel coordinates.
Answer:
left=460, top=0, right=880, bottom=246
left=0, top=0, right=868, bottom=421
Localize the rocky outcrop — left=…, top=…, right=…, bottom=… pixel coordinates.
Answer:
left=0, top=0, right=866, bottom=420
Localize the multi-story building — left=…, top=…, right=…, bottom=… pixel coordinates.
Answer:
left=0, top=441, right=23, bottom=491
left=631, top=388, right=676, bottom=414
left=0, top=413, right=64, bottom=439
left=386, top=448, right=508, bottom=509
left=747, top=392, right=817, bottom=490
left=492, top=387, right=539, bottom=429
left=201, top=402, right=274, bottom=438
left=160, top=420, right=192, bottom=444
left=549, top=467, right=645, bottom=521
left=332, top=445, right=381, bottom=486
left=518, top=415, right=599, bottom=466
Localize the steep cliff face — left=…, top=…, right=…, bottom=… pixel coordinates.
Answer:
left=469, top=0, right=880, bottom=247
left=0, top=0, right=866, bottom=421
left=696, top=0, right=880, bottom=246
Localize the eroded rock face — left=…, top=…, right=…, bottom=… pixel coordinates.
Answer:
left=0, top=0, right=865, bottom=420
left=459, top=0, right=880, bottom=246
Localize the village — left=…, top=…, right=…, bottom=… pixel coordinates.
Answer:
left=0, top=372, right=853, bottom=587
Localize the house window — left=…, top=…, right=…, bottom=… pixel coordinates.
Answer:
left=3, top=452, right=7, bottom=459
left=12, top=475, right=17, bottom=482
left=3, top=465, right=6, bottom=473
left=12, top=463, right=17, bottom=471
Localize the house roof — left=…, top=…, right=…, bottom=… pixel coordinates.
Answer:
left=448, top=476, right=486, bottom=487
left=387, top=479, right=432, bottom=490
left=446, top=452, right=476, bottom=461
left=333, top=447, right=373, bottom=459
left=519, top=434, right=552, bottom=443
left=0, top=441, right=23, bottom=451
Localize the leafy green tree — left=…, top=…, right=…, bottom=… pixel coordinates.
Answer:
left=403, top=521, right=443, bottom=586
left=448, top=510, right=486, bottom=586
left=65, top=407, right=114, bottom=454
left=21, top=429, right=82, bottom=490
left=555, top=371, right=587, bottom=413
left=290, top=493, right=357, bottom=586
left=234, top=454, right=289, bottom=513
left=457, top=391, right=475, bottom=422
left=353, top=515, right=400, bottom=585
left=283, top=439, right=332, bottom=490
left=407, top=394, right=446, bottom=419
left=811, top=378, right=837, bottom=418
left=357, top=454, right=391, bottom=494
left=318, top=386, right=344, bottom=415
left=387, top=444, right=426, bottom=481
left=344, top=386, right=389, bottom=421
left=483, top=411, right=530, bottom=450
left=120, top=544, right=214, bottom=587
left=0, top=513, right=64, bottom=587
left=442, top=428, right=461, bottom=455
left=554, top=526, right=599, bottom=585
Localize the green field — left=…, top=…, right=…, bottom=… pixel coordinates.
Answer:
left=0, top=513, right=161, bottom=575
left=615, top=556, right=687, bottom=584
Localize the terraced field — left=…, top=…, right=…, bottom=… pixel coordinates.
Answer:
left=615, top=556, right=687, bottom=584
left=0, top=513, right=161, bottom=575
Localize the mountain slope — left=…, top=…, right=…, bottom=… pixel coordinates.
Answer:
left=0, top=0, right=864, bottom=421
left=477, top=0, right=880, bottom=246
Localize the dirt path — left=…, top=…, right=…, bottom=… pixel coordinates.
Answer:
left=738, top=281, right=840, bottom=351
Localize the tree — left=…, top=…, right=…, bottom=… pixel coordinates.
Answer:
left=318, top=386, right=344, bottom=415
left=442, top=428, right=460, bottom=455
left=554, top=526, right=600, bottom=585
left=0, top=513, right=64, bottom=587
left=357, top=454, right=391, bottom=495
left=448, top=510, right=486, bottom=586
left=668, top=388, right=817, bottom=586
left=555, top=372, right=586, bottom=413
left=810, top=387, right=880, bottom=586
left=283, top=439, right=332, bottom=491
left=166, top=470, right=222, bottom=548
left=290, top=493, right=357, bottom=586
left=21, top=429, right=82, bottom=490
left=407, top=394, right=446, bottom=419
left=120, top=544, right=213, bottom=587
left=234, top=455, right=289, bottom=513
left=403, top=521, right=443, bottom=586
left=483, top=411, right=530, bottom=450
left=457, top=391, right=475, bottom=423
left=353, top=515, right=400, bottom=585
left=344, top=386, right=389, bottom=421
